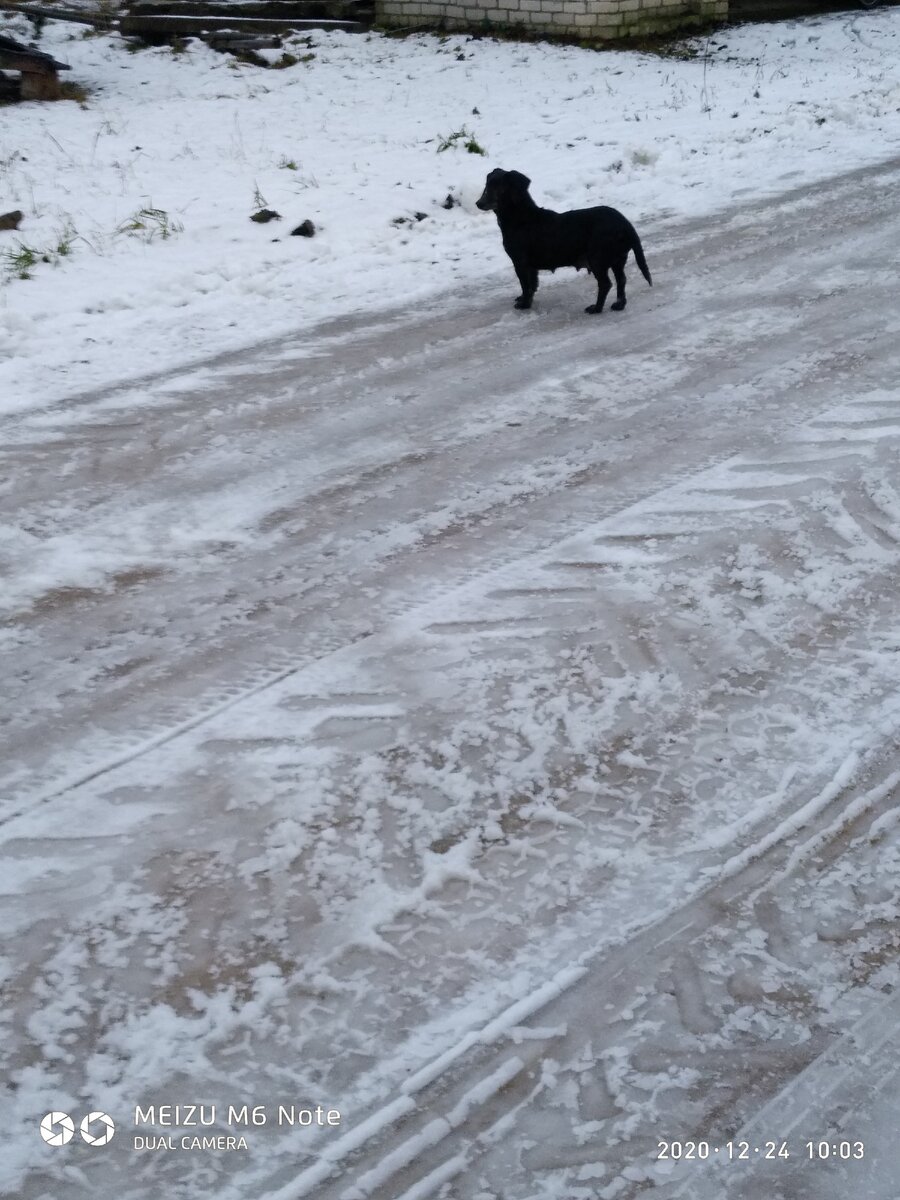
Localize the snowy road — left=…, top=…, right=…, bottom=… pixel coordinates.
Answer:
left=3, top=155, right=900, bottom=1199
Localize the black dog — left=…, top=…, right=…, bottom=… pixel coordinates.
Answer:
left=476, top=168, right=652, bottom=314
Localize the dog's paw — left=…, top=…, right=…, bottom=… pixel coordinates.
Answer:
left=514, top=297, right=532, bottom=310
left=610, top=300, right=627, bottom=311
left=584, top=303, right=603, bottom=314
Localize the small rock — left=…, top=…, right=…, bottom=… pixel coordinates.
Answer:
left=250, top=209, right=281, bottom=223
left=441, top=194, right=456, bottom=210
left=291, top=219, right=316, bottom=237
left=0, top=210, right=23, bottom=232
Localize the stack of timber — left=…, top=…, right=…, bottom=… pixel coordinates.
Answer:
left=118, top=0, right=373, bottom=38
left=0, top=0, right=373, bottom=43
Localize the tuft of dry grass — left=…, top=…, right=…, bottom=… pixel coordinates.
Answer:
left=60, top=80, right=91, bottom=106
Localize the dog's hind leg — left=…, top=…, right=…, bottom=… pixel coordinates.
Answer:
left=610, top=259, right=627, bottom=311
left=513, top=262, right=538, bottom=310
left=585, top=266, right=611, bottom=315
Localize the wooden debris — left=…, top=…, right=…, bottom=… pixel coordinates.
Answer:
left=0, top=0, right=373, bottom=50
left=0, top=2, right=103, bottom=27
left=0, top=33, right=71, bottom=100
left=0, top=0, right=373, bottom=44
left=204, top=29, right=283, bottom=49
left=118, top=5, right=370, bottom=40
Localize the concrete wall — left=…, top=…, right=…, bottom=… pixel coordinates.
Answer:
left=377, top=0, right=725, bottom=39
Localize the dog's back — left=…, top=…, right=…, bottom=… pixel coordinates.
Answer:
left=528, top=205, right=643, bottom=273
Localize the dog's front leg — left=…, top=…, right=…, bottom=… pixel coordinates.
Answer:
left=513, top=261, right=537, bottom=310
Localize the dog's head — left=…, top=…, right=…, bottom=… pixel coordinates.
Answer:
left=475, top=169, right=532, bottom=212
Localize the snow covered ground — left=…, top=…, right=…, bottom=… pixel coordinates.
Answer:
left=2, top=8, right=900, bottom=1200
left=1, top=7, right=899, bottom=408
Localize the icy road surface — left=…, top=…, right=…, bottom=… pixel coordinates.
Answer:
left=3, top=156, right=900, bottom=1200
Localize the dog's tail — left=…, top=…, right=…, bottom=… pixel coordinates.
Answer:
left=631, top=231, right=653, bottom=287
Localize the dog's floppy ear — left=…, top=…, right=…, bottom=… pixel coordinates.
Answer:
left=507, top=170, right=531, bottom=193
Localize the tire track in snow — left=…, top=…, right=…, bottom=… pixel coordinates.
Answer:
left=5, top=161, right=900, bottom=1200
left=3, top=166, right=900, bottom=822
left=237, top=742, right=900, bottom=1200
left=194, top=391, right=900, bottom=1200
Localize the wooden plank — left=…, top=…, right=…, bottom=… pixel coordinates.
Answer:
left=127, top=0, right=365, bottom=15
left=0, top=50, right=50, bottom=69
left=0, top=36, right=71, bottom=69
left=118, top=11, right=366, bottom=31
left=0, top=2, right=105, bottom=26
left=204, top=30, right=284, bottom=45
left=0, top=51, right=70, bottom=70
left=20, top=67, right=60, bottom=95
left=0, top=0, right=372, bottom=31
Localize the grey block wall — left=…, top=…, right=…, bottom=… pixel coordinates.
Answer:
left=377, top=0, right=725, bottom=40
